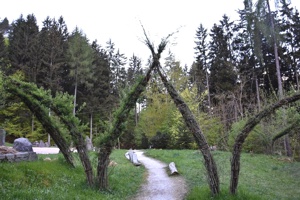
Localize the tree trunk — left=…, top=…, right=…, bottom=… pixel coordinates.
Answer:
left=255, top=75, right=261, bottom=112
left=266, top=0, right=293, bottom=158
left=90, top=113, right=93, bottom=141
left=48, top=109, right=51, bottom=146
left=54, top=116, right=94, bottom=186
left=73, top=67, right=78, bottom=116
left=97, top=146, right=111, bottom=190
left=157, top=65, right=220, bottom=195
left=230, top=93, right=300, bottom=194
left=206, top=71, right=212, bottom=116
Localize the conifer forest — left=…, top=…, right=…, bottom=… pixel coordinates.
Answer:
left=1, top=0, right=300, bottom=162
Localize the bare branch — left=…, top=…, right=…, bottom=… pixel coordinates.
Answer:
left=140, top=22, right=155, bottom=56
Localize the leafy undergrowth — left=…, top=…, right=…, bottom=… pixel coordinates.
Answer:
left=0, top=150, right=145, bottom=200
left=145, top=149, right=300, bottom=200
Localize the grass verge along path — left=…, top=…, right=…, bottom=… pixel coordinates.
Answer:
left=145, top=149, right=300, bottom=200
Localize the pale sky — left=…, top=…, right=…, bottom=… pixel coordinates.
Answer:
left=1, top=0, right=300, bottom=67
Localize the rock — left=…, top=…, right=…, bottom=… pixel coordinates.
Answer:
left=0, top=129, right=6, bottom=146
left=0, top=146, right=18, bottom=154
left=44, top=157, right=51, bottom=161
left=86, top=136, right=93, bottom=151
left=39, top=140, right=46, bottom=147
left=109, top=160, right=117, bottom=167
left=13, top=138, right=33, bottom=152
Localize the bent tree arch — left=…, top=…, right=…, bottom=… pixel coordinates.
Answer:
left=97, top=49, right=158, bottom=189
left=230, top=93, right=300, bottom=194
left=5, top=77, right=94, bottom=186
left=96, top=29, right=220, bottom=194
left=4, top=78, right=74, bottom=167
left=272, top=119, right=300, bottom=146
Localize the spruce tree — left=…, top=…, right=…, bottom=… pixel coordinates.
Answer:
left=38, top=16, right=68, bottom=93
left=8, top=14, right=40, bottom=83
left=66, top=27, right=94, bottom=116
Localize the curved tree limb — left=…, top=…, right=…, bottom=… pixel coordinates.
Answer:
left=230, top=93, right=300, bottom=194
left=97, top=59, right=156, bottom=190
left=272, top=119, right=300, bottom=145
left=4, top=78, right=75, bottom=167
left=141, top=27, right=220, bottom=195
left=156, top=64, right=219, bottom=195
left=6, top=78, right=94, bottom=186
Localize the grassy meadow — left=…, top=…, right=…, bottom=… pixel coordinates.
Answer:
left=1, top=149, right=299, bottom=200
left=145, top=149, right=300, bottom=200
left=0, top=150, right=145, bottom=200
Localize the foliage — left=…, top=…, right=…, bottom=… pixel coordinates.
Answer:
left=228, top=119, right=265, bottom=153
left=150, top=131, right=171, bottom=149
left=0, top=72, right=47, bottom=142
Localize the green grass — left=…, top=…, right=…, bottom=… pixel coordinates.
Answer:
left=0, top=150, right=145, bottom=200
left=144, top=149, right=300, bottom=200
left=4, top=142, right=13, bottom=147
left=1, top=149, right=299, bottom=200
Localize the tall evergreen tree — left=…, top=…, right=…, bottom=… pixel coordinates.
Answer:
left=38, top=16, right=68, bottom=93
left=192, top=24, right=208, bottom=95
left=208, top=23, right=236, bottom=95
left=8, top=14, right=41, bottom=83
left=78, top=40, right=111, bottom=139
left=0, top=17, right=10, bottom=34
left=66, top=27, right=94, bottom=116
left=105, top=39, right=127, bottom=106
left=0, top=32, right=7, bottom=68
left=127, top=54, right=143, bottom=86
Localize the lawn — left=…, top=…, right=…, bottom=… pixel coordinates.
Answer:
left=145, top=149, right=300, bottom=200
left=0, top=150, right=145, bottom=200
left=1, top=149, right=299, bottom=200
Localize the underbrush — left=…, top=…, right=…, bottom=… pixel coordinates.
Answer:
left=0, top=150, right=145, bottom=200
left=145, top=149, right=300, bottom=200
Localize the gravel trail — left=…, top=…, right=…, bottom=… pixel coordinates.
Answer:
left=131, top=151, right=187, bottom=200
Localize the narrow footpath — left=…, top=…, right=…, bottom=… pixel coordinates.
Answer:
left=131, top=151, right=187, bottom=200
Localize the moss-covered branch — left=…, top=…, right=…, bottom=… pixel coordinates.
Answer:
left=4, top=78, right=74, bottom=167
left=5, top=77, right=94, bottom=186
left=230, top=93, right=300, bottom=194
left=272, top=119, right=300, bottom=145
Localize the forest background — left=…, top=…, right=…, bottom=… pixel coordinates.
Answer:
left=1, top=0, right=300, bottom=160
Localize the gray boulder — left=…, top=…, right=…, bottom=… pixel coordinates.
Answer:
left=13, top=138, right=33, bottom=152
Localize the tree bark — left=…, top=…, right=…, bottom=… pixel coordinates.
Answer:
left=51, top=109, right=94, bottom=186
left=90, top=113, right=93, bottom=141
left=97, top=146, right=111, bottom=190
left=271, top=121, right=299, bottom=145
left=156, top=65, right=220, bottom=195
left=230, top=93, right=300, bottom=194
left=266, top=0, right=292, bottom=157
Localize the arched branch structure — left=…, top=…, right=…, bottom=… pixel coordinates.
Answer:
left=96, top=59, right=156, bottom=190
left=156, top=65, right=219, bottom=195
left=230, top=93, right=300, bottom=194
left=5, top=78, right=94, bottom=186
left=4, top=78, right=74, bottom=167
left=272, top=119, right=300, bottom=146
left=142, top=27, right=220, bottom=195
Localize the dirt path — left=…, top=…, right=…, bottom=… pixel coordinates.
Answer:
left=131, top=151, right=188, bottom=200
